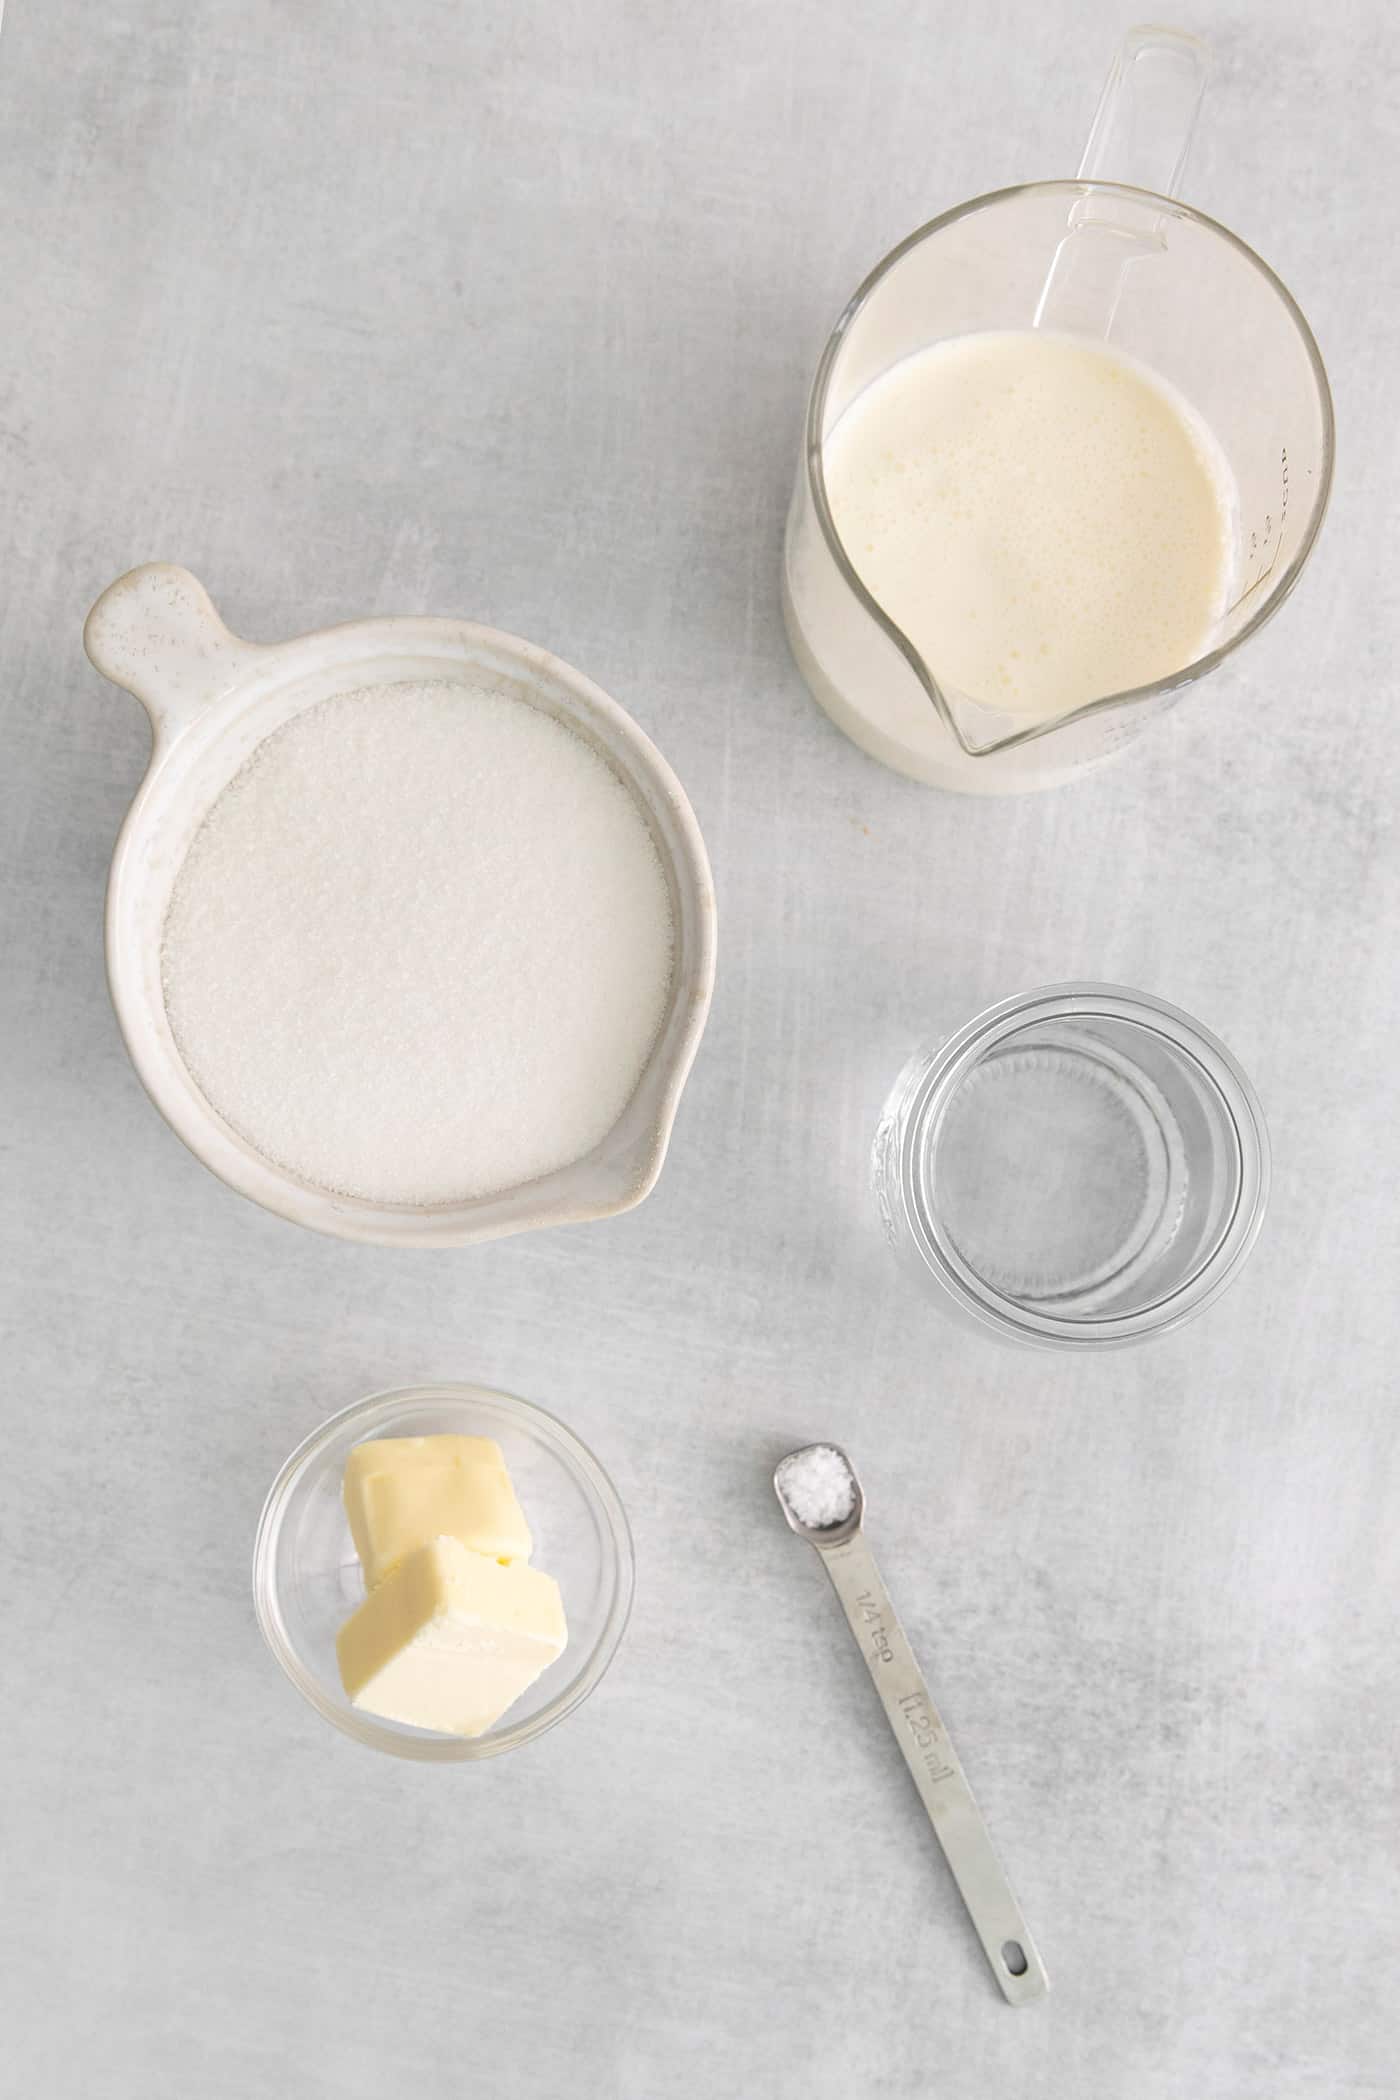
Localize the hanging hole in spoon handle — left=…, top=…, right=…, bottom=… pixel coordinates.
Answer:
left=1034, top=25, right=1210, bottom=336
left=84, top=563, right=265, bottom=748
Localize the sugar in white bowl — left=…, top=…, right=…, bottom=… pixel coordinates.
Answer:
left=161, top=680, right=676, bottom=1205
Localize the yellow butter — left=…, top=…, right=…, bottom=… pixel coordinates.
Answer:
left=343, top=1433, right=507, bottom=1485
left=343, top=1434, right=532, bottom=1585
left=336, top=1536, right=568, bottom=1737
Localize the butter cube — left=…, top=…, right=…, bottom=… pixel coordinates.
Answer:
left=344, top=1435, right=532, bottom=1585
left=344, top=1433, right=507, bottom=1485
left=336, top=1536, right=568, bottom=1737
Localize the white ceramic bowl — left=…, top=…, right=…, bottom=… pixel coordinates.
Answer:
left=86, top=565, right=716, bottom=1245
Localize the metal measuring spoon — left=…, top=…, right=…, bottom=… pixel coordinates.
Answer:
left=774, top=1444, right=1048, bottom=2006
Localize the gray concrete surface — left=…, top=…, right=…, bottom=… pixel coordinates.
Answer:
left=2, top=2, right=1397, bottom=2094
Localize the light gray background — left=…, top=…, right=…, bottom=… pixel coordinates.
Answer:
left=2, top=2, right=1396, bottom=2094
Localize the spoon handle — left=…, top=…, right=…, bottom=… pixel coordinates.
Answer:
left=815, top=1530, right=1049, bottom=2005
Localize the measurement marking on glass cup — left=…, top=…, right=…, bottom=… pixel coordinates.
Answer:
left=1237, top=445, right=1291, bottom=607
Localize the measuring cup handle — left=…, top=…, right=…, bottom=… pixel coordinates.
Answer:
left=84, top=564, right=264, bottom=743
left=1076, top=25, right=1209, bottom=199
left=1034, top=27, right=1210, bottom=337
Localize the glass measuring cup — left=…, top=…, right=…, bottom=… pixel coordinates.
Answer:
left=782, top=28, right=1334, bottom=794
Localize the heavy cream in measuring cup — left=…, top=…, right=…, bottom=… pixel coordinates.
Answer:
left=822, top=330, right=1236, bottom=722
left=161, top=681, right=674, bottom=1204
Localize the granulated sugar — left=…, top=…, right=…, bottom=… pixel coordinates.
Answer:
left=161, top=679, right=675, bottom=1204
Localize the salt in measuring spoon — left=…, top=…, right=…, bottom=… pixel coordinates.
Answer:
left=774, top=1444, right=1048, bottom=2005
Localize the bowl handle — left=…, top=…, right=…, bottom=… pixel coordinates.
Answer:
left=84, top=564, right=265, bottom=741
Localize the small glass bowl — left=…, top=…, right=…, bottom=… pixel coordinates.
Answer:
left=253, top=1384, right=635, bottom=1760
left=872, top=984, right=1270, bottom=1350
